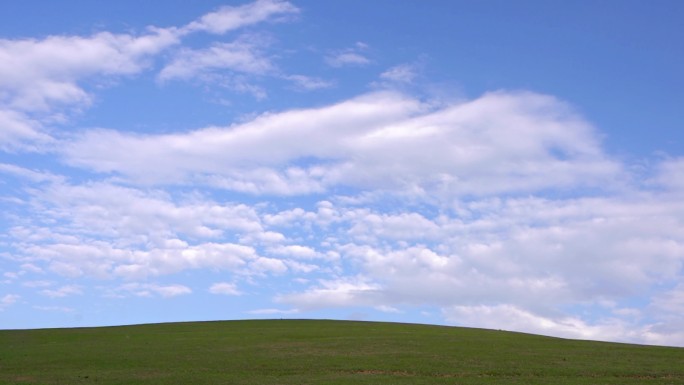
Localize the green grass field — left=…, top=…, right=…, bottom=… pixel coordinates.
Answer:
left=1, top=319, right=683, bottom=384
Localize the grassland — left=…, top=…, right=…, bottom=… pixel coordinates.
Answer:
left=1, top=319, right=683, bottom=384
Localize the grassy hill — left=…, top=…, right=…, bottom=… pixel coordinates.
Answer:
left=1, top=319, right=683, bottom=384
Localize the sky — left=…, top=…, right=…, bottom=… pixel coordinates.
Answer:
left=1, top=0, right=683, bottom=346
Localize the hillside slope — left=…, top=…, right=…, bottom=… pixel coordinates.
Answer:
left=1, top=319, right=683, bottom=384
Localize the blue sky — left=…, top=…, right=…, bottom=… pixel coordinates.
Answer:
left=1, top=0, right=683, bottom=346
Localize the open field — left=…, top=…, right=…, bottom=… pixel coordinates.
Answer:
left=1, top=319, right=683, bottom=384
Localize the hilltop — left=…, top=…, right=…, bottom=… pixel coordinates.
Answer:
left=1, top=319, right=683, bottom=384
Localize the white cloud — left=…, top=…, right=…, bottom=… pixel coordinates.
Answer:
left=0, top=294, right=20, bottom=311
left=153, top=284, right=192, bottom=298
left=652, top=284, right=684, bottom=316
left=652, top=157, right=684, bottom=192
left=0, top=162, right=63, bottom=183
left=283, top=74, right=335, bottom=90
left=40, top=285, right=83, bottom=298
left=239, top=230, right=286, bottom=244
left=23, top=280, right=53, bottom=288
left=249, top=257, right=288, bottom=275
left=443, top=303, right=684, bottom=347
left=326, top=53, right=370, bottom=67
left=25, top=181, right=265, bottom=245
left=158, top=40, right=275, bottom=82
left=62, top=90, right=620, bottom=197
left=442, top=304, right=649, bottom=343
left=182, top=0, right=299, bottom=35
left=276, top=277, right=383, bottom=309
left=0, top=0, right=300, bottom=148
left=380, top=64, right=418, bottom=83
left=19, top=240, right=258, bottom=280
left=0, top=109, right=51, bottom=150
left=645, top=285, right=684, bottom=346
left=34, top=305, right=75, bottom=313
left=375, top=305, right=402, bottom=314
left=268, top=245, right=320, bottom=259
left=260, top=187, right=684, bottom=346
left=0, top=25, right=179, bottom=149
left=6, top=179, right=275, bottom=280
left=159, top=3, right=327, bottom=96
left=283, top=260, right=319, bottom=273
left=6, top=126, right=684, bottom=347
left=3, top=272, right=21, bottom=282
left=113, top=283, right=192, bottom=298
left=347, top=211, right=441, bottom=243
left=8, top=83, right=684, bottom=345
left=61, top=91, right=420, bottom=190
left=0, top=29, right=179, bottom=113
left=326, top=42, right=371, bottom=67
left=209, top=282, right=242, bottom=296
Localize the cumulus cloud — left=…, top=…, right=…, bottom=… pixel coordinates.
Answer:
left=25, top=181, right=263, bottom=241
left=249, top=257, right=288, bottom=275
left=5, top=178, right=274, bottom=280
left=7, top=108, right=684, bottom=346
left=18, top=235, right=258, bottom=280
left=7, top=85, right=684, bottom=345
left=261, top=188, right=684, bottom=345
left=268, top=245, right=321, bottom=259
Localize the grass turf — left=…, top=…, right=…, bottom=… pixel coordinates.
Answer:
left=1, top=319, right=683, bottom=384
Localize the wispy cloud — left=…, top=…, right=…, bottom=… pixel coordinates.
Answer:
left=283, top=74, right=335, bottom=90
left=111, top=283, right=192, bottom=298
left=0, top=294, right=20, bottom=311
left=40, top=285, right=83, bottom=298
left=181, top=0, right=299, bottom=35
left=209, top=282, right=242, bottom=296
left=0, top=0, right=300, bottom=148
left=380, top=63, right=418, bottom=83
left=326, top=52, right=370, bottom=67
left=326, top=42, right=371, bottom=67
left=34, top=305, right=75, bottom=313
left=158, top=40, right=276, bottom=82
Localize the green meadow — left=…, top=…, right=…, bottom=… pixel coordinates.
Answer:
left=1, top=319, right=683, bottom=384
